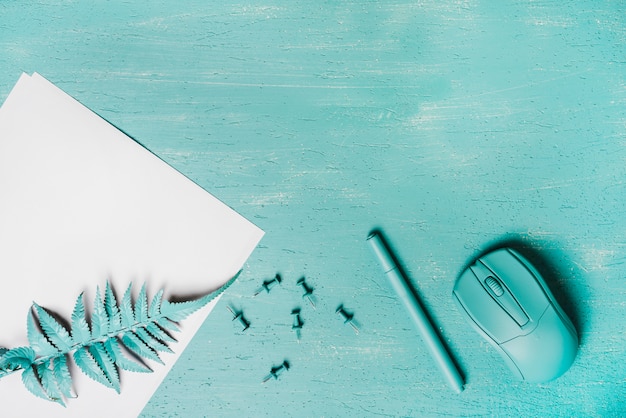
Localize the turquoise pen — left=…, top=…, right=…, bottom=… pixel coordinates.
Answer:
left=366, top=230, right=465, bottom=393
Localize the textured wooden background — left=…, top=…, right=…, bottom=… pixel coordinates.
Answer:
left=1, top=1, right=625, bottom=416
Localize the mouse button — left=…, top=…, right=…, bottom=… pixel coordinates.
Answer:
left=482, top=249, right=550, bottom=320
left=500, top=306, right=578, bottom=383
left=453, top=268, right=523, bottom=344
left=469, top=261, right=529, bottom=327
left=487, top=276, right=529, bottom=326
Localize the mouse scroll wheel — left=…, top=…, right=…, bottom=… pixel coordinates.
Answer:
left=485, top=276, right=505, bottom=297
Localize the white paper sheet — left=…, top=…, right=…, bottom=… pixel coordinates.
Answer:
left=0, top=73, right=264, bottom=417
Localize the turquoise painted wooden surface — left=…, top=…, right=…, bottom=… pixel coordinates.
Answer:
left=2, top=1, right=626, bottom=416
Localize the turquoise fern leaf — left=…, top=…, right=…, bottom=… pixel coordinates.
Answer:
left=33, top=304, right=73, bottom=353
left=37, top=362, right=66, bottom=405
left=120, top=283, right=135, bottom=328
left=105, top=282, right=122, bottom=330
left=51, top=355, right=74, bottom=399
left=27, top=311, right=58, bottom=357
left=103, top=337, right=151, bottom=374
left=0, top=272, right=239, bottom=405
left=0, top=346, right=36, bottom=371
left=22, top=365, right=50, bottom=402
left=70, top=293, right=91, bottom=344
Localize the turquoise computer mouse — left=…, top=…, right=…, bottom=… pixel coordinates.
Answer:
left=452, top=248, right=578, bottom=383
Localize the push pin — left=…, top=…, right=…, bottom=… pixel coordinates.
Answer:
left=254, top=274, right=282, bottom=296
left=291, top=308, right=304, bottom=341
left=336, top=304, right=359, bottom=334
left=262, top=360, right=290, bottom=383
left=296, top=277, right=317, bottom=309
left=226, top=305, right=250, bottom=331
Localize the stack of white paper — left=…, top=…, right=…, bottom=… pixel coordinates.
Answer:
left=0, top=73, right=263, bottom=417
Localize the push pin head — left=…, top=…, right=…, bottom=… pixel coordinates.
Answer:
left=336, top=304, right=359, bottom=334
